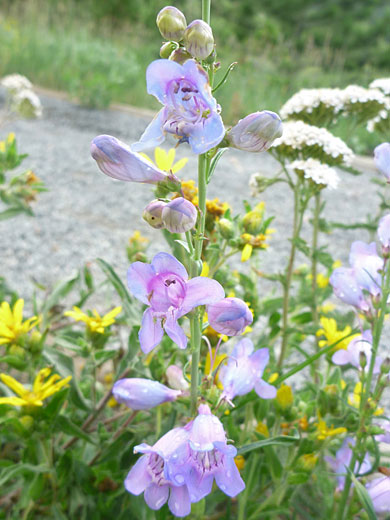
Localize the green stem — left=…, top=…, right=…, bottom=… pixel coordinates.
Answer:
left=311, top=192, right=321, bottom=381
left=202, top=0, right=211, bottom=24
left=238, top=454, right=259, bottom=520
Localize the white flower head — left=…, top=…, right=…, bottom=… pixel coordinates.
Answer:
left=340, top=85, right=387, bottom=122
left=11, top=89, right=42, bottom=118
left=280, top=88, right=345, bottom=126
left=289, top=158, right=340, bottom=190
left=1, top=74, right=33, bottom=94
left=366, top=98, right=390, bottom=134
left=369, top=78, right=390, bottom=96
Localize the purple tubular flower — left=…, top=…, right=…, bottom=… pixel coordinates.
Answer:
left=162, top=197, right=198, bottom=233
left=91, top=135, right=168, bottom=184
left=325, top=437, right=371, bottom=491
left=378, top=214, right=390, bottom=252
left=131, top=59, right=225, bottom=155
left=219, top=338, right=276, bottom=403
left=127, top=252, right=224, bottom=353
left=349, top=241, right=383, bottom=297
left=125, top=427, right=191, bottom=517
left=167, top=404, right=245, bottom=501
left=366, top=476, right=390, bottom=513
left=332, top=330, right=383, bottom=374
left=329, top=267, right=370, bottom=312
left=112, top=378, right=181, bottom=410
left=143, top=200, right=167, bottom=229
left=207, top=297, right=253, bottom=336
left=227, top=111, right=283, bottom=153
left=374, top=142, right=390, bottom=182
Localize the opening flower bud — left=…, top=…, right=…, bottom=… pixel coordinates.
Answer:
left=112, top=378, right=181, bottom=410
left=227, top=111, right=283, bottom=153
left=156, top=6, right=187, bottom=41
left=166, top=365, right=189, bottom=390
left=217, top=218, right=235, bottom=239
left=207, top=297, right=253, bottom=336
left=184, top=20, right=214, bottom=60
left=143, top=199, right=167, bottom=229
left=161, top=197, right=197, bottom=233
left=168, top=47, right=193, bottom=64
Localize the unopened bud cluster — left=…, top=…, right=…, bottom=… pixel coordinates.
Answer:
left=143, top=197, right=197, bottom=233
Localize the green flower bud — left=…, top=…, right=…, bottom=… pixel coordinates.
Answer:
left=9, top=344, right=25, bottom=358
left=156, top=6, right=187, bottom=41
left=183, top=20, right=214, bottom=60
left=381, top=357, right=390, bottom=374
left=217, top=218, right=235, bottom=239
left=19, top=415, right=34, bottom=431
left=160, top=41, right=179, bottom=59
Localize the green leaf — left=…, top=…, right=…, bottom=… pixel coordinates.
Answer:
left=0, top=206, right=30, bottom=220
left=287, top=472, right=309, bottom=485
left=0, top=463, right=49, bottom=487
left=42, top=274, right=80, bottom=316
left=347, top=468, right=377, bottom=520
left=95, top=349, right=118, bottom=365
left=207, top=148, right=228, bottom=184
left=55, top=415, right=95, bottom=444
left=292, top=237, right=310, bottom=256
left=0, top=354, right=27, bottom=370
left=237, top=435, right=299, bottom=455
left=174, top=239, right=191, bottom=254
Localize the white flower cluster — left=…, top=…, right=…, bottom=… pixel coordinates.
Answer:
left=271, top=121, right=354, bottom=166
left=1, top=73, right=42, bottom=118
left=289, top=158, right=340, bottom=190
left=280, top=88, right=344, bottom=121
left=340, top=85, right=387, bottom=122
left=369, top=78, right=390, bottom=96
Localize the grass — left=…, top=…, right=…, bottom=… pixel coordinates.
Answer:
left=0, top=5, right=386, bottom=152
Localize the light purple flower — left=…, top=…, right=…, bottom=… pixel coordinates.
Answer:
left=325, top=437, right=371, bottom=491
left=166, top=365, right=189, bottom=391
left=207, top=297, right=253, bottom=336
left=375, top=421, right=390, bottom=444
left=112, top=378, right=181, bottom=410
left=329, top=267, right=368, bottom=311
left=366, top=476, right=390, bottom=513
left=127, top=252, right=224, bottom=353
left=227, top=111, right=283, bottom=153
left=378, top=214, right=390, bottom=252
left=219, top=338, right=276, bottom=403
left=162, top=197, right=198, bottom=233
left=349, top=241, right=383, bottom=298
left=125, top=427, right=191, bottom=517
left=131, top=59, right=225, bottom=155
left=143, top=200, right=167, bottom=229
left=91, top=135, right=168, bottom=184
left=332, top=330, right=383, bottom=374
left=374, top=142, right=390, bottom=182
left=167, top=404, right=245, bottom=501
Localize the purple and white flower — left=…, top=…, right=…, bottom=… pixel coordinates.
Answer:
left=166, top=365, right=189, bottom=391
left=366, top=476, right=390, bottom=513
left=332, top=330, right=383, bottom=374
left=207, top=297, right=253, bottom=336
left=378, top=214, right=390, bottom=253
left=125, top=427, right=191, bottom=517
left=219, top=338, right=276, bottom=404
left=227, top=111, right=283, bottom=153
left=374, top=142, right=390, bottom=182
left=127, top=252, right=224, bottom=353
left=325, top=437, right=371, bottom=491
left=167, top=404, right=245, bottom=501
left=131, top=59, right=225, bottom=155
left=162, top=197, right=198, bottom=233
left=112, top=378, right=181, bottom=410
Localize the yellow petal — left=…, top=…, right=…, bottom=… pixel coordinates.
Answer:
left=200, top=262, right=210, bottom=277
left=154, top=147, right=170, bottom=171
left=166, top=148, right=176, bottom=170
left=40, top=375, right=72, bottom=400
left=0, top=396, right=28, bottom=406
left=171, top=157, right=188, bottom=174
left=13, top=299, right=24, bottom=327
left=33, top=368, right=51, bottom=393
left=103, top=306, right=122, bottom=320
left=241, top=244, right=253, bottom=262
left=0, top=301, right=13, bottom=325
left=0, top=373, right=27, bottom=397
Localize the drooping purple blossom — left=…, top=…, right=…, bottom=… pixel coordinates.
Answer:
left=91, top=135, right=168, bottom=184
left=329, top=267, right=370, bottom=311
left=219, top=338, right=276, bottom=404
left=366, top=476, right=390, bottom=513
left=332, top=330, right=383, bottom=374
left=125, top=427, right=191, bottom=517
left=167, top=404, right=245, bottom=501
left=374, top=142, right=390, bottom=182
left=207, top=297, right=253, bottom=336
left=162, top=197, right=198, bottom=233
left=227, top=111, right=283, bottom=153
left=131, top=59, right=225, bottom=155
left=112, top=378, right=181, bottom=410
left=127, top=252, right=224, bottom=353
left=324, top=437, right=371, bottom=491
left=378, top=214, right=390, bottom=253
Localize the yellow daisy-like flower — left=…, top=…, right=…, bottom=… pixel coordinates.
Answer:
left=348, top=382, right=384, bottom=416
left=315, top=419, right=347, bottom=440
left=0, top=299, right=40, bottom=346
left=64, top=306, right=122, bottom=334
left=316, top=317, right=358, bottom=352
left=241, top=232, right=270, bottom=262
left=206, top=198, right=230, bottom=218
left=0, top=368, right=71, bottom=407
left=140, top=147, right=188, bottom=174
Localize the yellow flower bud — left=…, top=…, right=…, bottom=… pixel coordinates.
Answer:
left=276, top=384, right=293, bottom=410
left=234, top=455, right=245, bottom=471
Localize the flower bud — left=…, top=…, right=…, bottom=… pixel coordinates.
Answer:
left=160, top=41, right=179, bottom=59
left=168, top=47, right=193, bottom=64
left=276, top=384, right=294, bottom=410
left=112, top=378, right=181, bottom=410
left=156, top=6, right=187, bottom=41
left=242, top=203, right=265, bottom=234
left=183, top=20, right=214, bottom=60
left=359, top=350, right=367, bottom=369
left=161, top=197, right=197, bottom=233
left=227, top=111, right=283, bottom=153
left=381, top=357, right=390, bottom=374
left=217, top=218, right=235, bottom=239
left=207, top=297, right=253, bottom=336
left=142, top=199, right=166, bottom=229
left=166, top=365, right=189, bottom=390
left=374, top=142, right=390, bottom=182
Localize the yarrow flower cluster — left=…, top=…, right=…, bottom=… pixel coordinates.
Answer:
left=280, top=88, right=345, bottom=125
left=340, top=85, right=387, bottom=121
left=271, top=121, right=354, bottom=167
left=1, top=74, right=42, bottom=118
left=1, top=74, right=33, bottom=93
left=367, top=98, right=390, bottom=135
left=289, top=158, right=340, bottom=190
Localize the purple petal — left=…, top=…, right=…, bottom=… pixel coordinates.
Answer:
left=367, top=477, right=390, bottom=512
left=329, top=267, right=369, bottom=311
left=127, top=261, right=155, bottom=304
left=151, top=252, right=188, bottom=279
left=112, top=378, right=180, bottom=410
left=181, top=277, right=225, bottom=313
left=144, top=483, right=169, bottom=510
left=214, top=457, right=245, bottom=497
left=164, top=314, right=188, bottom=349
left=189, top=407, right=226, bottom=450
left=182, top=60, right=215, bottom=107
left=231, top=338, right=254, bottom=358
left=168, top=485, right=191, bottom=517
left=139, top=309, right=164, bottom=353
left=124, top=455, right=151, bottom=495
left=378, top=214, right=390, bottom=248
left=131, top=109, right=167, bottom=152
left=188, top=111, right=225, bottom=154
left=254, top=379, right=277, bottom=399
left=332, top=349, right=353, bottom=366
left=185, top=470, right=214, bottom=502
left=374, top=142, right=390, bottom=181
left=146, top=59, right=185, bottom=105
left=91, top=135, right=167, bottom=183
left=349, top=241, right=383, bottom=296
left=249, top=347, right=270, bottom=374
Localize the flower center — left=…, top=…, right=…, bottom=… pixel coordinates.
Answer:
left=148, top=453, right=169, bottom=486
left=190, top=448, right=222, bottom=475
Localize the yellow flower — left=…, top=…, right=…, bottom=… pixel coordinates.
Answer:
left=206, top=198, right=230, bottom=218
left=7, top=132, right=15, bottom=144
left=332, top=260, right=342, bottom=269
left=319, top=302, right=336, bottom=314
left=241, top=243, right=253, bottom=262
left=205, top=348, right=227, bottom=388
left=0, top=141, right=5, bottom=153
left=140, top=147, right=188, bottom=174
left=268, top=373, right=279, bottom=384
left=348, top=382, right=384, bottom=416
left=316, top=273, right=329, bottom=289
left=200, top=262, right=210, bottom=277
left=129, top=230, right=149, bottom=247
left=64, top=306, right=122, bottom=334
left=180, top=180, right=198, bottom=203
left=315, top=419, right=347, bottom=440
left=234, top=455, right=245, bottom=471
left=256, top=421, right=270, bottom=437
left=0, top=368, right=71, bottom=407
left=300, top=453, right=318, bottom=470
left=316, top=317, right=358, bottom=352
left=276, top=384, right=294, bottom=409
left=0, top=299, right=40, bottom=346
